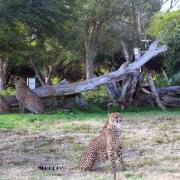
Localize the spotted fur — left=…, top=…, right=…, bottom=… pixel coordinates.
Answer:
left=14, top=76, right=44, bottom=114
left=0, top=95, right=10, bottom=113
left=38, top=112, right=126, bottom=177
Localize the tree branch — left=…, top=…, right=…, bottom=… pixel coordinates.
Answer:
left=127, top=38, right=167, bottom=70
left=29, top=58, right=45, bottom=86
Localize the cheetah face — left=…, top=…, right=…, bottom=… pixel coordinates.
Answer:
left=109, top=112, right=123, bottom=129
left=14, top=76, right=25, bottom=87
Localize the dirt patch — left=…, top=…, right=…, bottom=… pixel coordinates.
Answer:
left=0, top=115, right=180, bottom=179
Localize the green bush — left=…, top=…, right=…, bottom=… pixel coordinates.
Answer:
left=82, top=86, right=109, bottom=108
left=171, top=70, right=180, bottom=85
left=0, top=88, right=15, bottom=96
left=149, top=10, right=180, bottom=82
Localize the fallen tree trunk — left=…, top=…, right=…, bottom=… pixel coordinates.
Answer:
left=6, top=85, right=180, bottom=108
left=161, top=95, right=180, bottom=107
left=34, top=71, right=138, bottom=97
left=5, top=96, right=18, bottom=107
left=158, top=86, right=180, bottom=96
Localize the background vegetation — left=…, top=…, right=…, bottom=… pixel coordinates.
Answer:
left=0, top=0, right=179, bottom=91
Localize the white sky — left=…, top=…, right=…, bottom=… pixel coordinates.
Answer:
left=161, top=0, right=180, bottom=11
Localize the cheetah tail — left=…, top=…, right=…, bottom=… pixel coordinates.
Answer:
left=69, top=166, right=80, bottom=171
left=37, top=165, right=80, bottom=171
left=37, top=165, right=64, bottom=171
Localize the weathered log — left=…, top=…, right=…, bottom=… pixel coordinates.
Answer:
left=147, top=73, right=166, bottom=111
left=104, top=38, right=168, bottom=107
left=121, top=76, right=132, bottom=104
left=161, top=95, right=180, bottom=107
left=5, top=96, right=18, bottom=107
left=53, top=80, right=89, bottom=109
left=127, top=38, right=167, bottom=70
left=4, top=85, right=180, bottom=108
left=105, top=83, right=121, bottom=103
left=128, top=74, right=139, bottom=104
left=34, top=72, right=137, bottom=97
left=75, top=94, right=89, bottom=109
left=4, top=71, right=136, bottom=107
left=158, top=86, right=180, bottom=96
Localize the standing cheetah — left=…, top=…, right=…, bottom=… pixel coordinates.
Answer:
left=38, top=112, right=126, bottom=178
left=0, top=95, right=10, bottom=113
left=14, top=76, right=44, bottom=114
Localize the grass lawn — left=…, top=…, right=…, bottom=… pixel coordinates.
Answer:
left=0, top=107, right=180, bottom=179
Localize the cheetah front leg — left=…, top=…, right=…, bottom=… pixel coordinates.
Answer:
left=107, top=139, right=117, bottom=179
left=19, top=101, right=25, bottom=113
left=116, top=145, right=126, bottom=171
left=108, top=149, right=117, bottom=180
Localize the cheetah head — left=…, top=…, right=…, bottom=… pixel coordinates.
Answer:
left=14, top=76, right=25, bottom=87
left=109, top=112, right=123, bottom=129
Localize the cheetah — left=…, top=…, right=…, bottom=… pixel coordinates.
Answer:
left=14, top=76, right=44, bottom=114
left=38, top=112, right=126, bottom=178
left=0, top=95, right=10, bottom=113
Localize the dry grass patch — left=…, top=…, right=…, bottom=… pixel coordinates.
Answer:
left=0, top=113, right=179, bottom=179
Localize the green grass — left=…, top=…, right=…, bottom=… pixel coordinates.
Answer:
left=124, top=173, right=144, bottom=180
left=0, top=106, right=179, bottom=130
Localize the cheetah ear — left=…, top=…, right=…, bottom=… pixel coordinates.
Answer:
left=108, top=113, right=112, bottom=120
left=15, top=77, right=19, bottom=81
left=13, top=75, right=17, bottom=82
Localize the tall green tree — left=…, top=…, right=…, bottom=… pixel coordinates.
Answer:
left=71, top=0, right=163, bottom=79
left=29, top=37, right=79, bottom=86
left=0, top=0, right=74, bottom=89
left=0, top=22, right=27, bottom=90
left=149, top=10, right=180, bottom=84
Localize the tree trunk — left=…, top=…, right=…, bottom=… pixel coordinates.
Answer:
left=0, top=74, right=5, bottom=90
left=30, top=58, right=46, bottom=86
left=85, top=44, right=95, bottom=80
left=44, top=64, right=53, bottom=86
left=30, top=58, right=52, bottom=86
left=85, top=17, right=104, bottom=80
left=0, top=59, right=8, bottom=90
left=105, top=82, right=121, bottom=103
left=75, top=94, right=89, bottom=109
left=121, top=41, right=132, bottom=62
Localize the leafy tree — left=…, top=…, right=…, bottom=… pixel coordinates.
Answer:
left=29, top=37, right=83, bottom=86
left=149, top=10, right=180, bottom=84
left=0, top=22, right=28, bottom=90
left=71, top=0, right=163, bottom=79
left=0, top=0, right=74, bottom=89
left=72, top=0, right=120, bottom=79
left=0, top=0, right=74, bottom=39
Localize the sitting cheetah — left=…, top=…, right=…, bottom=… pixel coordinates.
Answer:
left=0, top=95, right=10, bottom=113
left=14, top=76, right=44, bottom=114
left=38, top=112, right=126, bottom=178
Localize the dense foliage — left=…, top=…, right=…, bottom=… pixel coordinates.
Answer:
left=0, top=0, right=179, bottom=89
left=149, top=10, right=180, bottom=85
